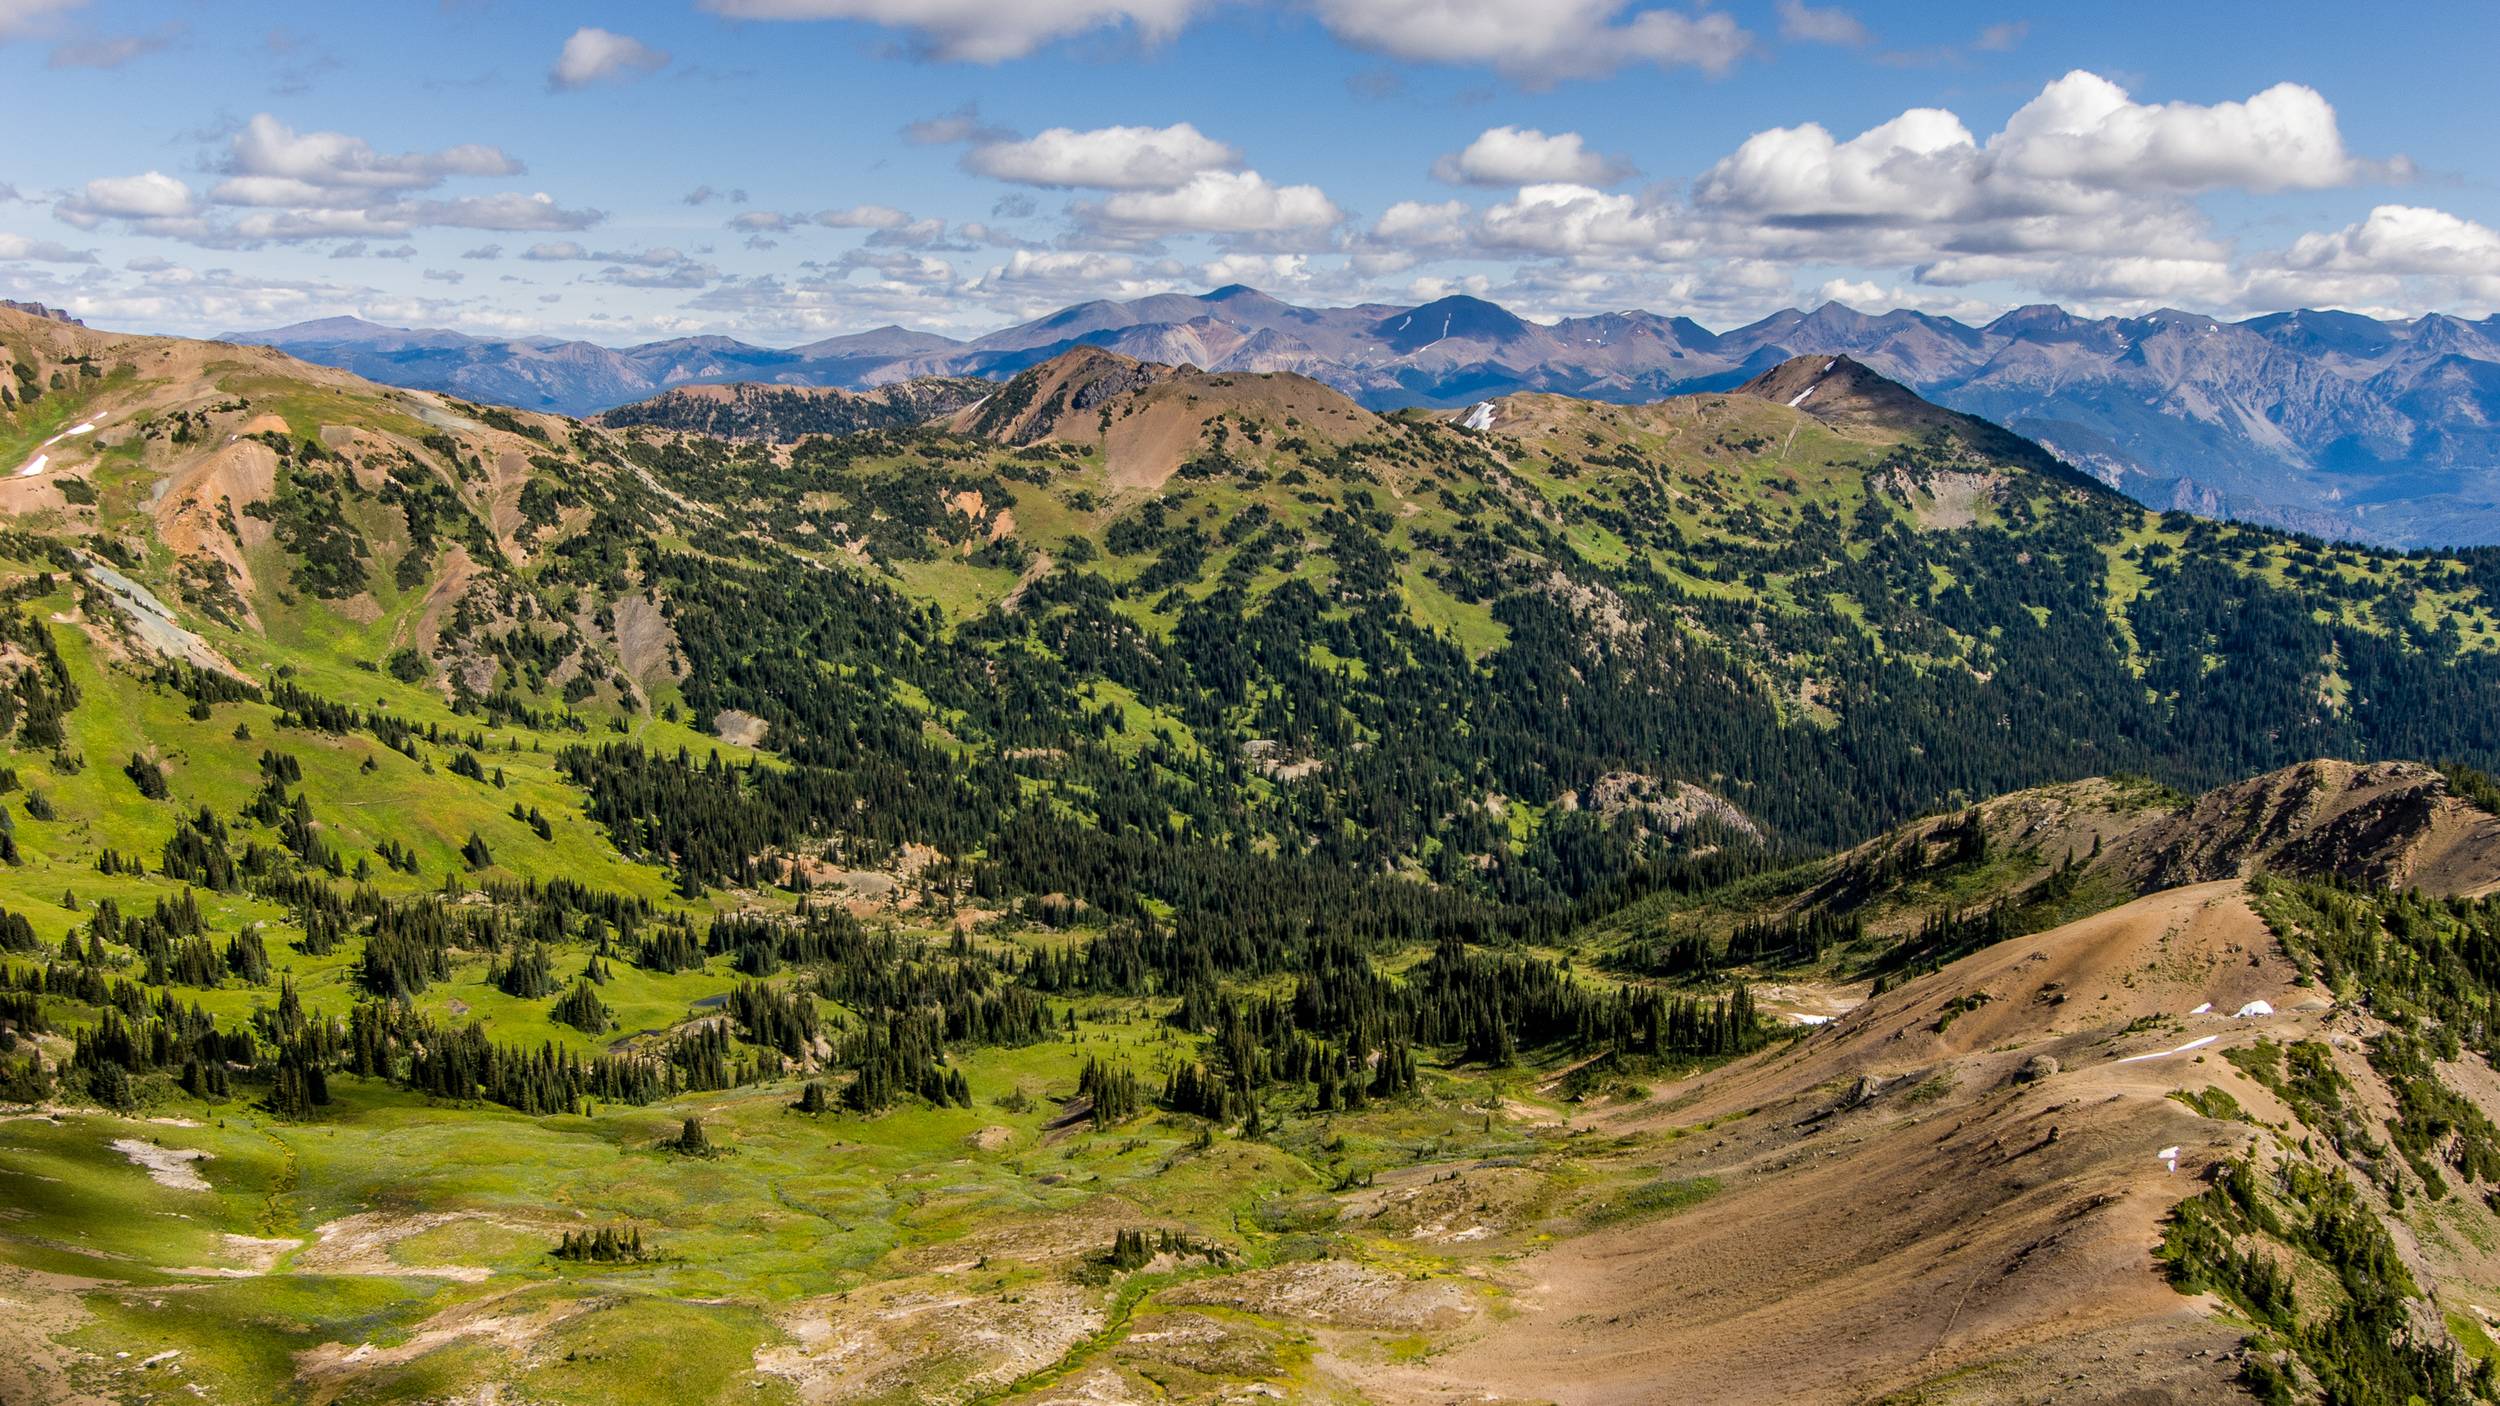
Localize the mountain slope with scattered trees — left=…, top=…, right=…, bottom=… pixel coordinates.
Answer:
left=5, top=306, right=2500, bottom=1403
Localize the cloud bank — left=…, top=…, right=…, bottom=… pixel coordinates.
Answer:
left=51, top=114, right=602, bottom=246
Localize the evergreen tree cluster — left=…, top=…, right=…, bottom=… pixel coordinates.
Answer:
left=840, top=1010, right=970, bottom=1113
left=1875, top=899, right=2020, bottom=972
left=0, top=589, right=83, bottom=751
left=492, top=942, right=556, bottom=998
left=0, top=844, right=743, bottom=1120
left=1078, top=1055, right=1138, bottom=1125
left=1150, top=932, right=1756, bottom=1120
left=1105, top=1227, right=1153, bottom=1272
left=1617, top=913, right=1718, bottom=979
left=551, top=979, right=610, bottom=1034
left=636, top=918, right=704, bottom=973
left=123, top=752, right=168, bottom=801
left=1728, top=909, right=1863, bottom=966
left=725, top=980, right=816, bottom=1058
left=15, top=957, right=317, bottom=1111
left=401, top=1017, right=672, bottom=1114
left=1100, top=1225, right=1228, bottom=1272
left=554, top=1226, right=645, bottom=1263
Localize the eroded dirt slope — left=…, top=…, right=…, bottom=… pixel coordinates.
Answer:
left=1354, top=882, right=2374, bottom=1405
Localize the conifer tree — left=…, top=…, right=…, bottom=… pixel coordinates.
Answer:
left=551, top=980, right=610, bottom=1034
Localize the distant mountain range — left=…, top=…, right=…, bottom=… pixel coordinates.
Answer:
left=222, top=288, right=2500, bottom=547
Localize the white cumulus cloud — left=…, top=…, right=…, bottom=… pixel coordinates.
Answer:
left=210, top=113, right=522, bottom=208
left=1349, top=198, right=1472, bottom=273
left=1677, top=70, right=2396, bottom=287
left=594, top=260, right=720, bottom=289
left=965, top=123, right=1239, bottom=190
left=1194, top=251, right=1372, bottom=300
left=1687, top=72, right=2381, bottom=229
left=1988, top=71, right=2374, bottom=194
left=2273, top=205, right=2500, bottom=278
left=942, top=120, right=1339, bottom=248
left=549, top=27, right=670, bottom=91
left=1690, top=106, right=1985, bottom=223
left=1306, top=0, right=1751, bottom=84
left=1431, top=127, right=1633, bottom=187
left=1473, top=183, right=1692, bottom=261
left=503, top=239, right=722, bottom=288
left=57, top=170, right=200, bottom=226
left=1072, top=170, right=1342, bottom=241
left=2250, top=202, right=2500, bottom=306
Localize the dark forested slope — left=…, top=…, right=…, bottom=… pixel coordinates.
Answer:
left=563, top=346, right=2500, bottom=912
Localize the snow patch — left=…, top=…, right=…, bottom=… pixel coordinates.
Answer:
left=1785, top=361, right=1838, bottom=408
left=2114, top=1034, right=2219, bottom=1065
left=1461, top=402, right=1495, bottom=432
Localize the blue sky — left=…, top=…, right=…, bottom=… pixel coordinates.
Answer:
left=2, top=0, right=2495, bottom=345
